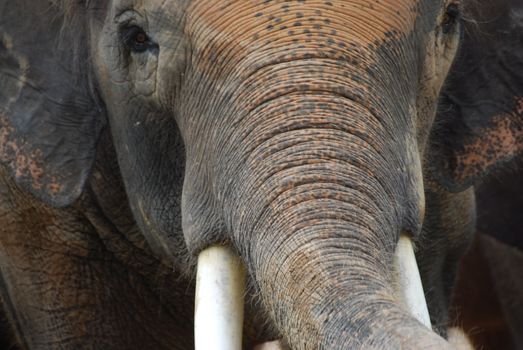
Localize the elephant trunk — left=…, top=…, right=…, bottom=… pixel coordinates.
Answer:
left=217, top=91, right=448, bottom=348
left=243, top=190, right=439, bottom=348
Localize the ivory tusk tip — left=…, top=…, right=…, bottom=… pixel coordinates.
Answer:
left=394, top=235, right=432, bottom=328
left=195, top=246, right=246, bottom=350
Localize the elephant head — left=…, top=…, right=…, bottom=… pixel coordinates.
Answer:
left=1, top=0, right=522, bottom=348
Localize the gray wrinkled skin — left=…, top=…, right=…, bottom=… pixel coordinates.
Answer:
left=0, top=0, right=522, bottom=349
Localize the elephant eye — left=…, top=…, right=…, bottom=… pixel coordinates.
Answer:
left=120, top=25, right=153, bottom=53
left=442, top=3, right=460, bottom=34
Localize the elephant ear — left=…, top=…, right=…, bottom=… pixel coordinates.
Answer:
left=0, top=1, right=104, bottom=207
left=432, top=0, right=523, bottom=192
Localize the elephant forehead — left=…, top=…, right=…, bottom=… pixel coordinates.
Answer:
left=186, top=0, right=421, bottom=46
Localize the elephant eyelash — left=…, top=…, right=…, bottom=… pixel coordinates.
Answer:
left=119, top=25, right=156, bottom=53
left=442, top=3, right=461, bottom=34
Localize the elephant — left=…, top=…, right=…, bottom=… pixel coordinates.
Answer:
left=0, top=0, right=522, bottom=349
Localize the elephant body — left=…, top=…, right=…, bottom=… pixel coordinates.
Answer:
left=0, top=0, right=522, bottom=349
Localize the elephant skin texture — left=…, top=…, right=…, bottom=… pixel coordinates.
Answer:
left=0, top=0, right=522, bottom=349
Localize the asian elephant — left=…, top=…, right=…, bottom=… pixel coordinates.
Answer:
left=0, top=0, right=522, bottom=349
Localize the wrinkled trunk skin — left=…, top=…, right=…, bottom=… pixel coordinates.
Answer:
left=222, top=106, right=446, bottom=349
left=180, top=49, right=449, bottom=350
left=179, top=2, right=450, bottom=348
left=203, top=88, right=446, bottom=348
left=245, top=123, right=446, bottom=347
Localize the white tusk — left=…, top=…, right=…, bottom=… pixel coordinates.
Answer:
left=394, top=235, right=431, bottom=328
left=195, top=245, right=246, bottom=350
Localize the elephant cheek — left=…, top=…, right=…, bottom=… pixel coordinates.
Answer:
left=134, top=199, right=173, bottom=260
left=133, top=52, right=159, bottom=97
left=180, top=165, right=228, bottom=253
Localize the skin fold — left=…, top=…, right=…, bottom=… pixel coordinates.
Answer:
left=0, top=0, right=522, bottom=349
